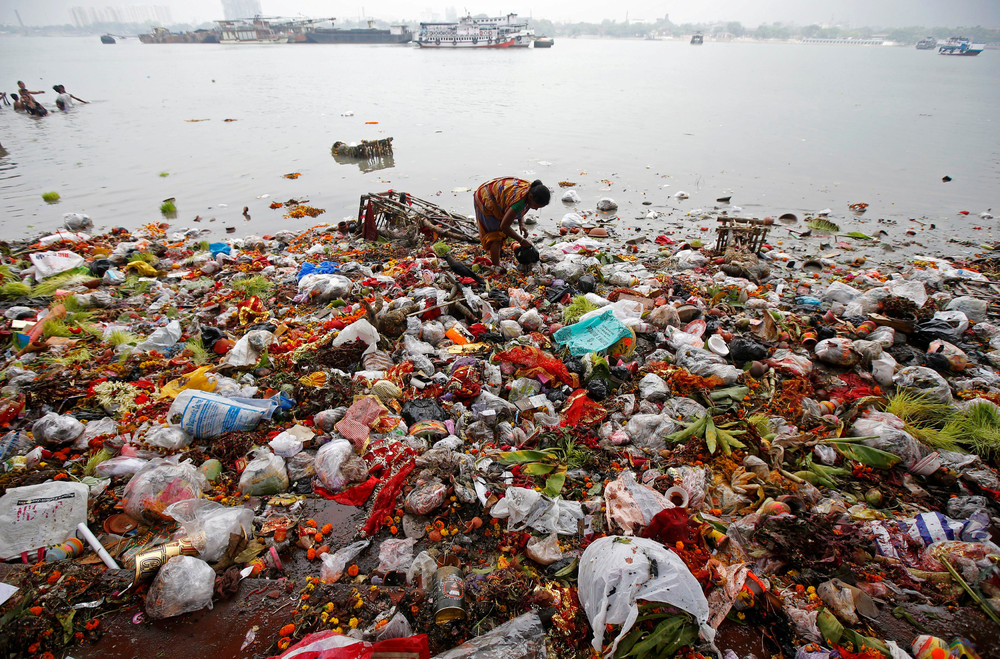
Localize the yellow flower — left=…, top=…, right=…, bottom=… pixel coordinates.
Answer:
left=354, top=598, right=364, bottom=609
left=320, top=612, right=329, bottom=622
left=349, top=617, right=359, bottom=628
left=331, top=617, right=339, bottom=625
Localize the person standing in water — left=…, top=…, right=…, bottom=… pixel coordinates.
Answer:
left=53, top=85, right=87, bottom=110
left=473, top=177, right=549, bottom=267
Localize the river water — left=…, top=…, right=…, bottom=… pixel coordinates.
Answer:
left=0, top=35, right=997, bottom=258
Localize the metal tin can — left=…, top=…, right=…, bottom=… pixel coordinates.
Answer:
left=432, top=566, right=467, bottom=624
left=133, top=536, right=198, bottom=581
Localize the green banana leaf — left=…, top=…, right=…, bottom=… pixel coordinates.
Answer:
left=522, top=463, right=557, bottom=475
left=497, top=450, right=552, bottom=464
left=808, top=218, right=841, bottom=232
left=841, top=231, right=873, bottom=240
left=543, top=470, right=567, bottom=498
left=826, top=440, right=901, bottom=469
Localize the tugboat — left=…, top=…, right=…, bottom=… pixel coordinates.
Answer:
left=533, top=35, right=554, bottom=48
left=100, top=34, right=116, bottom=44
left=938, top=36, right=984, bottom=56
left=690, top=33, right=704, bottom=45
left=915, top=36, right=937, bottom=50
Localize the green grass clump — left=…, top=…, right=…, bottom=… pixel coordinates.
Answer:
left=185, top=337, right=209, bottom=365
left=0, top=281, right=32, bottom=298
left=884, top=390, right=961, bottom=451
left=0, top=265, right=15, bottom=284
left=432, top=241, right=451, bottom=257
left=42, top=192, right=60, bottom=203
left=232, top=275, right=273, bottom=298
left=84, top=448, right=113, bottom=476
left=159, top=172, right=169, bottom=177
left=945, top=401, right=1000, bottom=462
left=128, top=251, right=158, bottom=264
left=33, top=272, right=99, bottom=297
left=563, top=295, right=600, bottom=324
left=108, top=329, right=140, bottom=346
left=40, top=347, right=93, bottom=367
left=194, top=240, right=211, bottom=252
left=160, top=200, right=176, bottom=214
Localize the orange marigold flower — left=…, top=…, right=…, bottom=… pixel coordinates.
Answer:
left=29, top=606, right=43, bottom=615
left=321, top=523, right=333, bottom=535
left=280, top=623, right=295, bottom=636
left=347, top=564, right=359, bottom=577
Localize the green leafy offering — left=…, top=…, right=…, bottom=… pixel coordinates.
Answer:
left=807, top=218, right=840, bottom=232
left=563, top=295, right=599, bottom=324
left=232, top=275, right=273, bottom=298
left=185, top=337, right=209, bottom=364
left=432, top=241, right=451, bottom=257
left=42, top=191, right=60, bottom=203
left=160, top=200, right=176, bottom=214
left=159, top=171, right=169, bottom=177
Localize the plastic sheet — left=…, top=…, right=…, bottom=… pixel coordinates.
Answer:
left=238, top=449, right=289, bottom=495
left=0, top=481, right=89, bottom=560
left=490, top=486, right=584, bottom=535
left=578, top=536, right=715, bottom=655
left=375, top=537, right=416, bottom=575
left=31, top=412, right=85, bottom=446
left=320, top=540, right=370, bottom=582
left=429, top=612, right=545, bottom=659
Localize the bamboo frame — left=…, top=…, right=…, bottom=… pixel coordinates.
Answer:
left=715, top=217, right=770, bottom=254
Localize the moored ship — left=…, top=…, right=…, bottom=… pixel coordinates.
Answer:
left=139, top=27, right=219, bottom=43
left=305, top=18, right=413, bottom=44
left=938, top=36, right=984, bottom=56
left=216, top=16, right=325, bottom=44
left=915, top=36, right=937, bottom=50
left=416, top=13, right=533, bottom=49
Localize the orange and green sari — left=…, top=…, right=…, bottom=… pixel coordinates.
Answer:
left=473, top=177, right=531, bottom=252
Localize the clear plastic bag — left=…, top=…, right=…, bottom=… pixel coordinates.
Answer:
left=164, top=499, right=253, bottom=562
left=375, top=537, right=416, bottom=575
left=605, top=471, right=671, bottom=535
left=145, top=555, right=215, bottom=619
left=404, top=480, right=448, bottom=516
left=268, top=430, right=303, bottom=458
left=135, top=320, right=182, bottom=352
left=407, top=550, right=438, bottom=588
left=945, top=296, right=987, bottom=323
left=525, top=533, right=563, bottom=565
left=297, top=273, right=352, bottom=301
left=320, top=539, right=369, bottom=582
left=221, top=329, right=275, bottom=367
left=490, top=486, right=583, bottom=535
left=31, top=412, right=85, bottom=446
left=893, top=366, right=953, bottom=404
left=314, top=439, right=368, bottom=492
left=238, top=449, right=288, bottom=495
left=123, top=458, right=208, bottom=523
left=637, top=373, right=669, bottom=402
left=578, top=536, right=715, bottom=655
left=814, top=338, right=858, bottom=366
left=143, top=426, right=193, bottom=451
left=430, top=611, right=546, bottom=659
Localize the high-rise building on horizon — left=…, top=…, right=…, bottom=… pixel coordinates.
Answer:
left=69, top=5, right=171, bottom=27
left=221, top=0, right=262, bottom=20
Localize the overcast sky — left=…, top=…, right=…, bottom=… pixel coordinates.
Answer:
left=7, top=0, right=1000, bottom=28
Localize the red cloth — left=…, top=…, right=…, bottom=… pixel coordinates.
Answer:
left=330, top=477, right=379, bottom=506
left=362, top=458, right=415, bottom=537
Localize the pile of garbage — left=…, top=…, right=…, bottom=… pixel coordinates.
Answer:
left=1, top=211, right=999, bottom=659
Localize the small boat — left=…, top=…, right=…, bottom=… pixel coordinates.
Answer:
left=533, top=35, right=554, bottom=48
left=100, top=34, right=116, bottom=44
left=938, top=36, right=984, bottom=56
left=690, top=33, right=704, bottom=45
left=915, top=36, right=937, bottom=50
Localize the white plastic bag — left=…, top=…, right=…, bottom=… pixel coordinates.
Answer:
left=268, top=430, right=304, bottom=458
left=145, top=555, right=215, bottom=619
left=320, top=539, right=370, bottom=582
left=489, top=486, right=583, bottom=535
left=168, top=389, right=278, bottom=439
left=579, top=536, right=715, bottom=655
left=0, top=482, right=89, bottom=560
left=31, top=412, right=85, bottom=446
left=29, top=250, right=85, bottom=278
left=332, top=319, right=380, bottom=356
left=430, top=611, right=546, bottom=659
left=164, top=499, right=253, bottom=562
left=525, top=533, right=563, bottom=565
left=238, top=449, right=288, bottom=495
left=221, top=329, right=275, bottom=367
left=143, top=426, right=193, bottom=451
left=298, top=273, right=352, bottom=302
left=134, top=320, right=182, bottom=352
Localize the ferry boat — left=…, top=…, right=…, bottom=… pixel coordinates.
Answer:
left=938, top=36, right=984, bottom=56
left=306, top=18, right=412, bottom=44
left=915, top=36, right=937, bottom=50
left=690, top=33, right=704, bottom=45
left=216, top=16, right=324, bottom=44
left=416, top=14, right=533, bottom=49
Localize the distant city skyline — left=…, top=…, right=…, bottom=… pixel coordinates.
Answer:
left=4, top=0, right=999, bottom=27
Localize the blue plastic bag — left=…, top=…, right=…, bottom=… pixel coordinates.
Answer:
left=553, top=308, right=633, bottom=357
left=297, top=261, right=341, bottom=281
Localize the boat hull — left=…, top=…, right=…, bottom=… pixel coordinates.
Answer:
left=306, top=28, right=412, bottom=44
left=416, top=38, right=516, bottom=48
left=938, top=47, right=982, bottom=56
left=100, top=35, right=115, bottom=44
